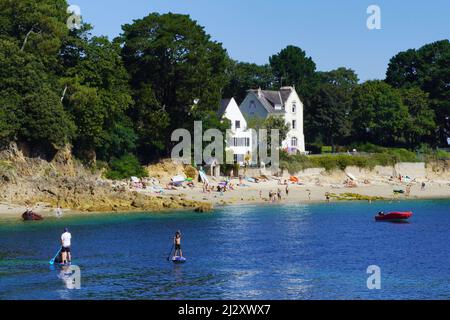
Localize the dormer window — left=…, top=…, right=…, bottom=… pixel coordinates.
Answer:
left=274, top=104, right=282, bottom=110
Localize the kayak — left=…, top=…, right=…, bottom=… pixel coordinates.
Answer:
left=172, top=256, right=187, bottom=263
left=375, top=211, right=413, bottom=222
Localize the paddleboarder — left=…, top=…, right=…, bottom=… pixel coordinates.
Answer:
left=173, top=230, right=183, bottom=258
left=61, top=227, right=72, bottom=265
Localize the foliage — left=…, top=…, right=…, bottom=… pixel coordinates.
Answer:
left=280, top=148, right=419, bottom=174
left=120, top=12, right=229, bottom=160
left=386, top=40, right=450, bottom=145
left=223, top=60, right=276, bottom=103
left=105, top=154, right=148, bottom=180
left=351, top=81, right=410, bottom=146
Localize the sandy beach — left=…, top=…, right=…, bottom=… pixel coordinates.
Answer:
left=2, top=176, right=450, bottom=221
left=162, top=178, right=450, bottom=206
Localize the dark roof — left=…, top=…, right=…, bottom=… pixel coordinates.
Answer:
left=247, top=87, right=294, bottom=114
left=218, top=98, right=232, bottom=117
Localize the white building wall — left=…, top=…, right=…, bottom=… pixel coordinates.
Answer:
left=221, top=98, right=253, bottom=165
left=283, top=91, right=306, bottom=153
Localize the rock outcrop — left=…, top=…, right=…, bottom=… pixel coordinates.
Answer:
left=0, top=143, right=211, bottom=213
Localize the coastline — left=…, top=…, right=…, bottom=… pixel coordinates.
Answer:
left=2, top=180, right=450, bottom=221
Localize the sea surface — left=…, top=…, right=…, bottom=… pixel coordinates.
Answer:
left=0, top=200, right=449, bottom=300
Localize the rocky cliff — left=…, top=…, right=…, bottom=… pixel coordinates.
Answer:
left=0, top=143, right=212, bottom=213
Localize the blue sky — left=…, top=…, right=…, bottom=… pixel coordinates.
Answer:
left=73, top=0, right=449, bottom=81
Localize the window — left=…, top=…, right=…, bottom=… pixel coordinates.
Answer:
left=292, top=103, right=297, bottom=113
left=231, top=138, right=250, bottom=147
left=234, top=154, right=245, bottom=163
left=235, top=120, right=241, bottom=129
left=291, top=137, right=298, bottom=147
left=292, top=120, right=297, bottom=130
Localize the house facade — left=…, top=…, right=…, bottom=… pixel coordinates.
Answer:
left=218, top=98, right=253, bottom=164
left=239, top=86, right=306, bottom=153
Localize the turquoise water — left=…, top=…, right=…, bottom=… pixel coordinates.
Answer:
left=0, top=200, right=449, bottom=300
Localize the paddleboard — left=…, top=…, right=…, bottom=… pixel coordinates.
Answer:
left=172, top=256, right=187, bottom=263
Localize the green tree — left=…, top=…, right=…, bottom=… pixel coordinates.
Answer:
left=386, top=40, right=450, bottom=145
left=309, top=85, right=351, bottom=148
left=269, top=45, right=317, bottom=98
left=105, top=153, right=148, bottom=180
left=309, top=68, right=359, bottom=147
left=120, top=12, right=229, bottom=159
left=351, top=81, right=409, bottom=146
left=400, top=87, right=436, bottom=148
left=62, top=36, right=133, bottom=162
left=223, top=60, right=276, bottom=103
left=20, top=87, right=75, bottom=149
left=0, top=0, right=71, bottom=70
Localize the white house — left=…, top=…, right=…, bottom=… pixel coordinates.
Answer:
left=218, top=98, right=253, bottom=164
left=239, top=86, right=306, bottom=153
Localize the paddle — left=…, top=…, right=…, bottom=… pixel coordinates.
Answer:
left=166, top=243, right=174, bottom=261
left=49, top=247, right=61, bottom=265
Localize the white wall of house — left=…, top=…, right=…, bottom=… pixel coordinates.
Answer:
left=282, top=90, right=306, bottom=153
left=221, top=98, right=253, bottom=164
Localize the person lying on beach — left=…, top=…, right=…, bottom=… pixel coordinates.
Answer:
left=165, top=183, right=178, bottom=190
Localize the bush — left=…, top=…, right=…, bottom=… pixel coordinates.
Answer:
left=184, top=165, right=198, bottom=179
left=436, top=150, right=450, bottom=160
left=280, top=148, right=420, bottom=174
left=105, top=154, right=148, bottom=180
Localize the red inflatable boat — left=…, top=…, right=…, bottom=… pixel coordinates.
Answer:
left=375, top=211, right=413, bottom=222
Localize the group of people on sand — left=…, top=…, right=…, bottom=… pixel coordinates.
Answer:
left=268, top=185, right=289, bottom=202
left=201, top=180, right=235, bottom=194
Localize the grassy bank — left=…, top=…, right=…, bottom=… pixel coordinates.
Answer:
left=280, top=148, right=420, bottom=174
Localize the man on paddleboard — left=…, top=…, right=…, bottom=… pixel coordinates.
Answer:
left=61, top=228, right=72, bottom=265
left=173, top=230, right=183, bottom=258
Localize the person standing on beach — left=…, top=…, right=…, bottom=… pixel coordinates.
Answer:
left=277, top=188, right=282, bottom=201
left=56, top=206, right=63, bottom=218
left=173, top=230, right=183, bottom=258
left=285, top=184, right=289, bottom=197
left=61, top=228, right=72, bottom=265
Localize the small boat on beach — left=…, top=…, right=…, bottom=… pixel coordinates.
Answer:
left=375, top=211, right=413, bottom=222
left=22, top=211, right=44, bottom=221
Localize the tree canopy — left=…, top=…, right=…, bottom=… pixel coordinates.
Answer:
left=0, top=1, right=448, bottom=169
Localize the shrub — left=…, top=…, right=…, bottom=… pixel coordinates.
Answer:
left=436, top=150, right=450, bottom=160
left=184, top=165, right=198, bottom=179
left=105, top=154, right=148, bottom=180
